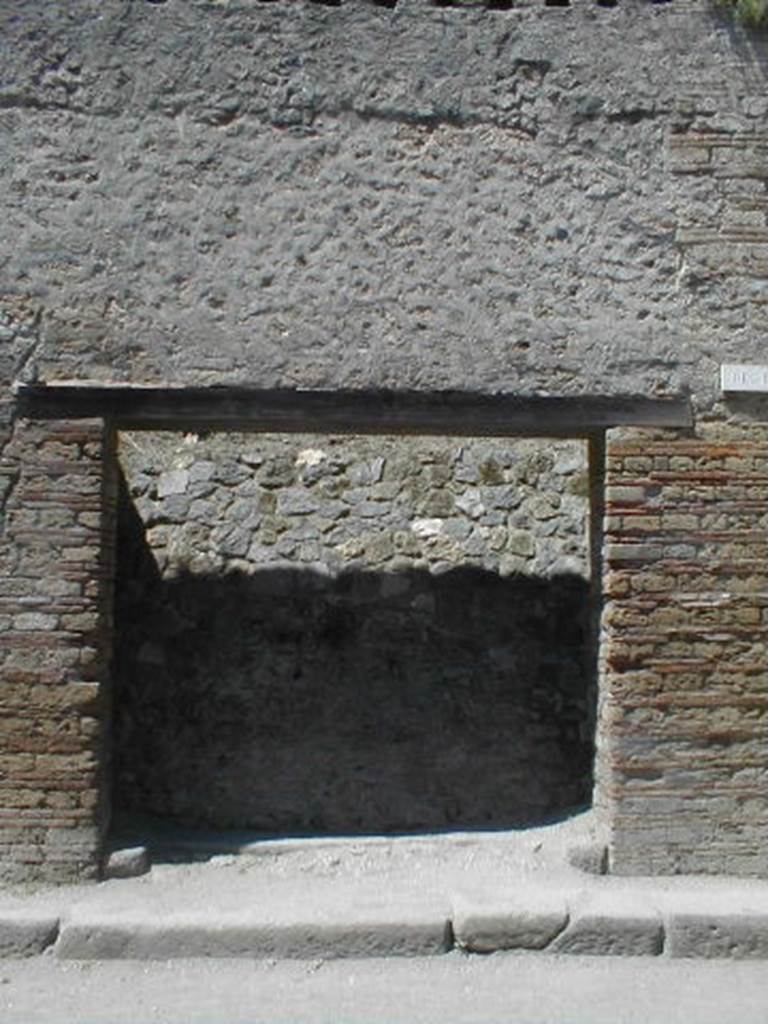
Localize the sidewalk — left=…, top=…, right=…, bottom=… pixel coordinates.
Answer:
left=3, top=812, right=768, bottom=961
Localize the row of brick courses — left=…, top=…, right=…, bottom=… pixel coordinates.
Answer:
left=0, top=418, right=114, bottom=882
left=600, top=425, right=768, bottom=876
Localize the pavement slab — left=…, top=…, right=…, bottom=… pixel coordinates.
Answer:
left=5, top=952, right=768, bottom=1024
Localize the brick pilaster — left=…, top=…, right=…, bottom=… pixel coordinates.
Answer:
left=0, top=418, right=116, bottom=883
left=598, top=424, right=768, bottom=875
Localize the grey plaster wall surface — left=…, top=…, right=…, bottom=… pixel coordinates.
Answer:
left=0, top=310, right=39, bottom=438
left=1, top=0, right=766, bottom=406
left=112, top=433, right=594, bottom=833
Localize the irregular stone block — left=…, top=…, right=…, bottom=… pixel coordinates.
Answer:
left=157, top=470, right=189, bottom=498
left=507, top=530, right=535, bottom=558
left=410, top=517, right=443, bottom=538
left=103, top=846, right=151, bottom=880
left=276, top=488, right=321, bottom=516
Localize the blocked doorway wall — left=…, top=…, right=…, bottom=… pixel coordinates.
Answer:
left=112, top=431, right=598, bottom=836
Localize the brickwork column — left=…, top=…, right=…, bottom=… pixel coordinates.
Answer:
left=0, top=417, right=116, bottom=883
left=597, top=424, right=768, bottom=876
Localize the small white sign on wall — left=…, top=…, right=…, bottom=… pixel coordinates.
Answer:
left=721, top=364, right=768, bottom=393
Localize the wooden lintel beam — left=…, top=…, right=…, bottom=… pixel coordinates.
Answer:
left=13, top=384, right=693, bottom=437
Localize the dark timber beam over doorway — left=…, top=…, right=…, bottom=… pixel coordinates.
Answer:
left=14, top=384, right=693, bottom=437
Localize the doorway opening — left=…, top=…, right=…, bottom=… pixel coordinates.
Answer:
left=110, top=430, right=599, bottom=839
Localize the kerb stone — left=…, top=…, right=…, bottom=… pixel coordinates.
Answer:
left=55, top=895, right=451, bottom=961
left=550, top=892, right=663, bottom=956
left=0, top=907, right=60, bottom=957
left=667, top=901, right=768, bottom=959
left=451, top=887, right=569, bottom=952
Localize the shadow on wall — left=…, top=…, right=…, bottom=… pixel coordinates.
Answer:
left=111, top=482, right=597, bottom=836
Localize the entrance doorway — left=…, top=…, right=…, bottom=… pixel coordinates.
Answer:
left=111, top=429, right=599, bottom=837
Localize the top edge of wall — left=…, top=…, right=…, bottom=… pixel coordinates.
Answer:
left=147, top=0, right=712, bottom=11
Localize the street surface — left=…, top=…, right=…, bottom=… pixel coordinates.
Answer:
left=2, top=951, right=767, bottom=1024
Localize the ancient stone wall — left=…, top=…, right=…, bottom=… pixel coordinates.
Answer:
left=113, top=432, right=593, bottom=833
left=2, top=0, right=768, bottom=880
